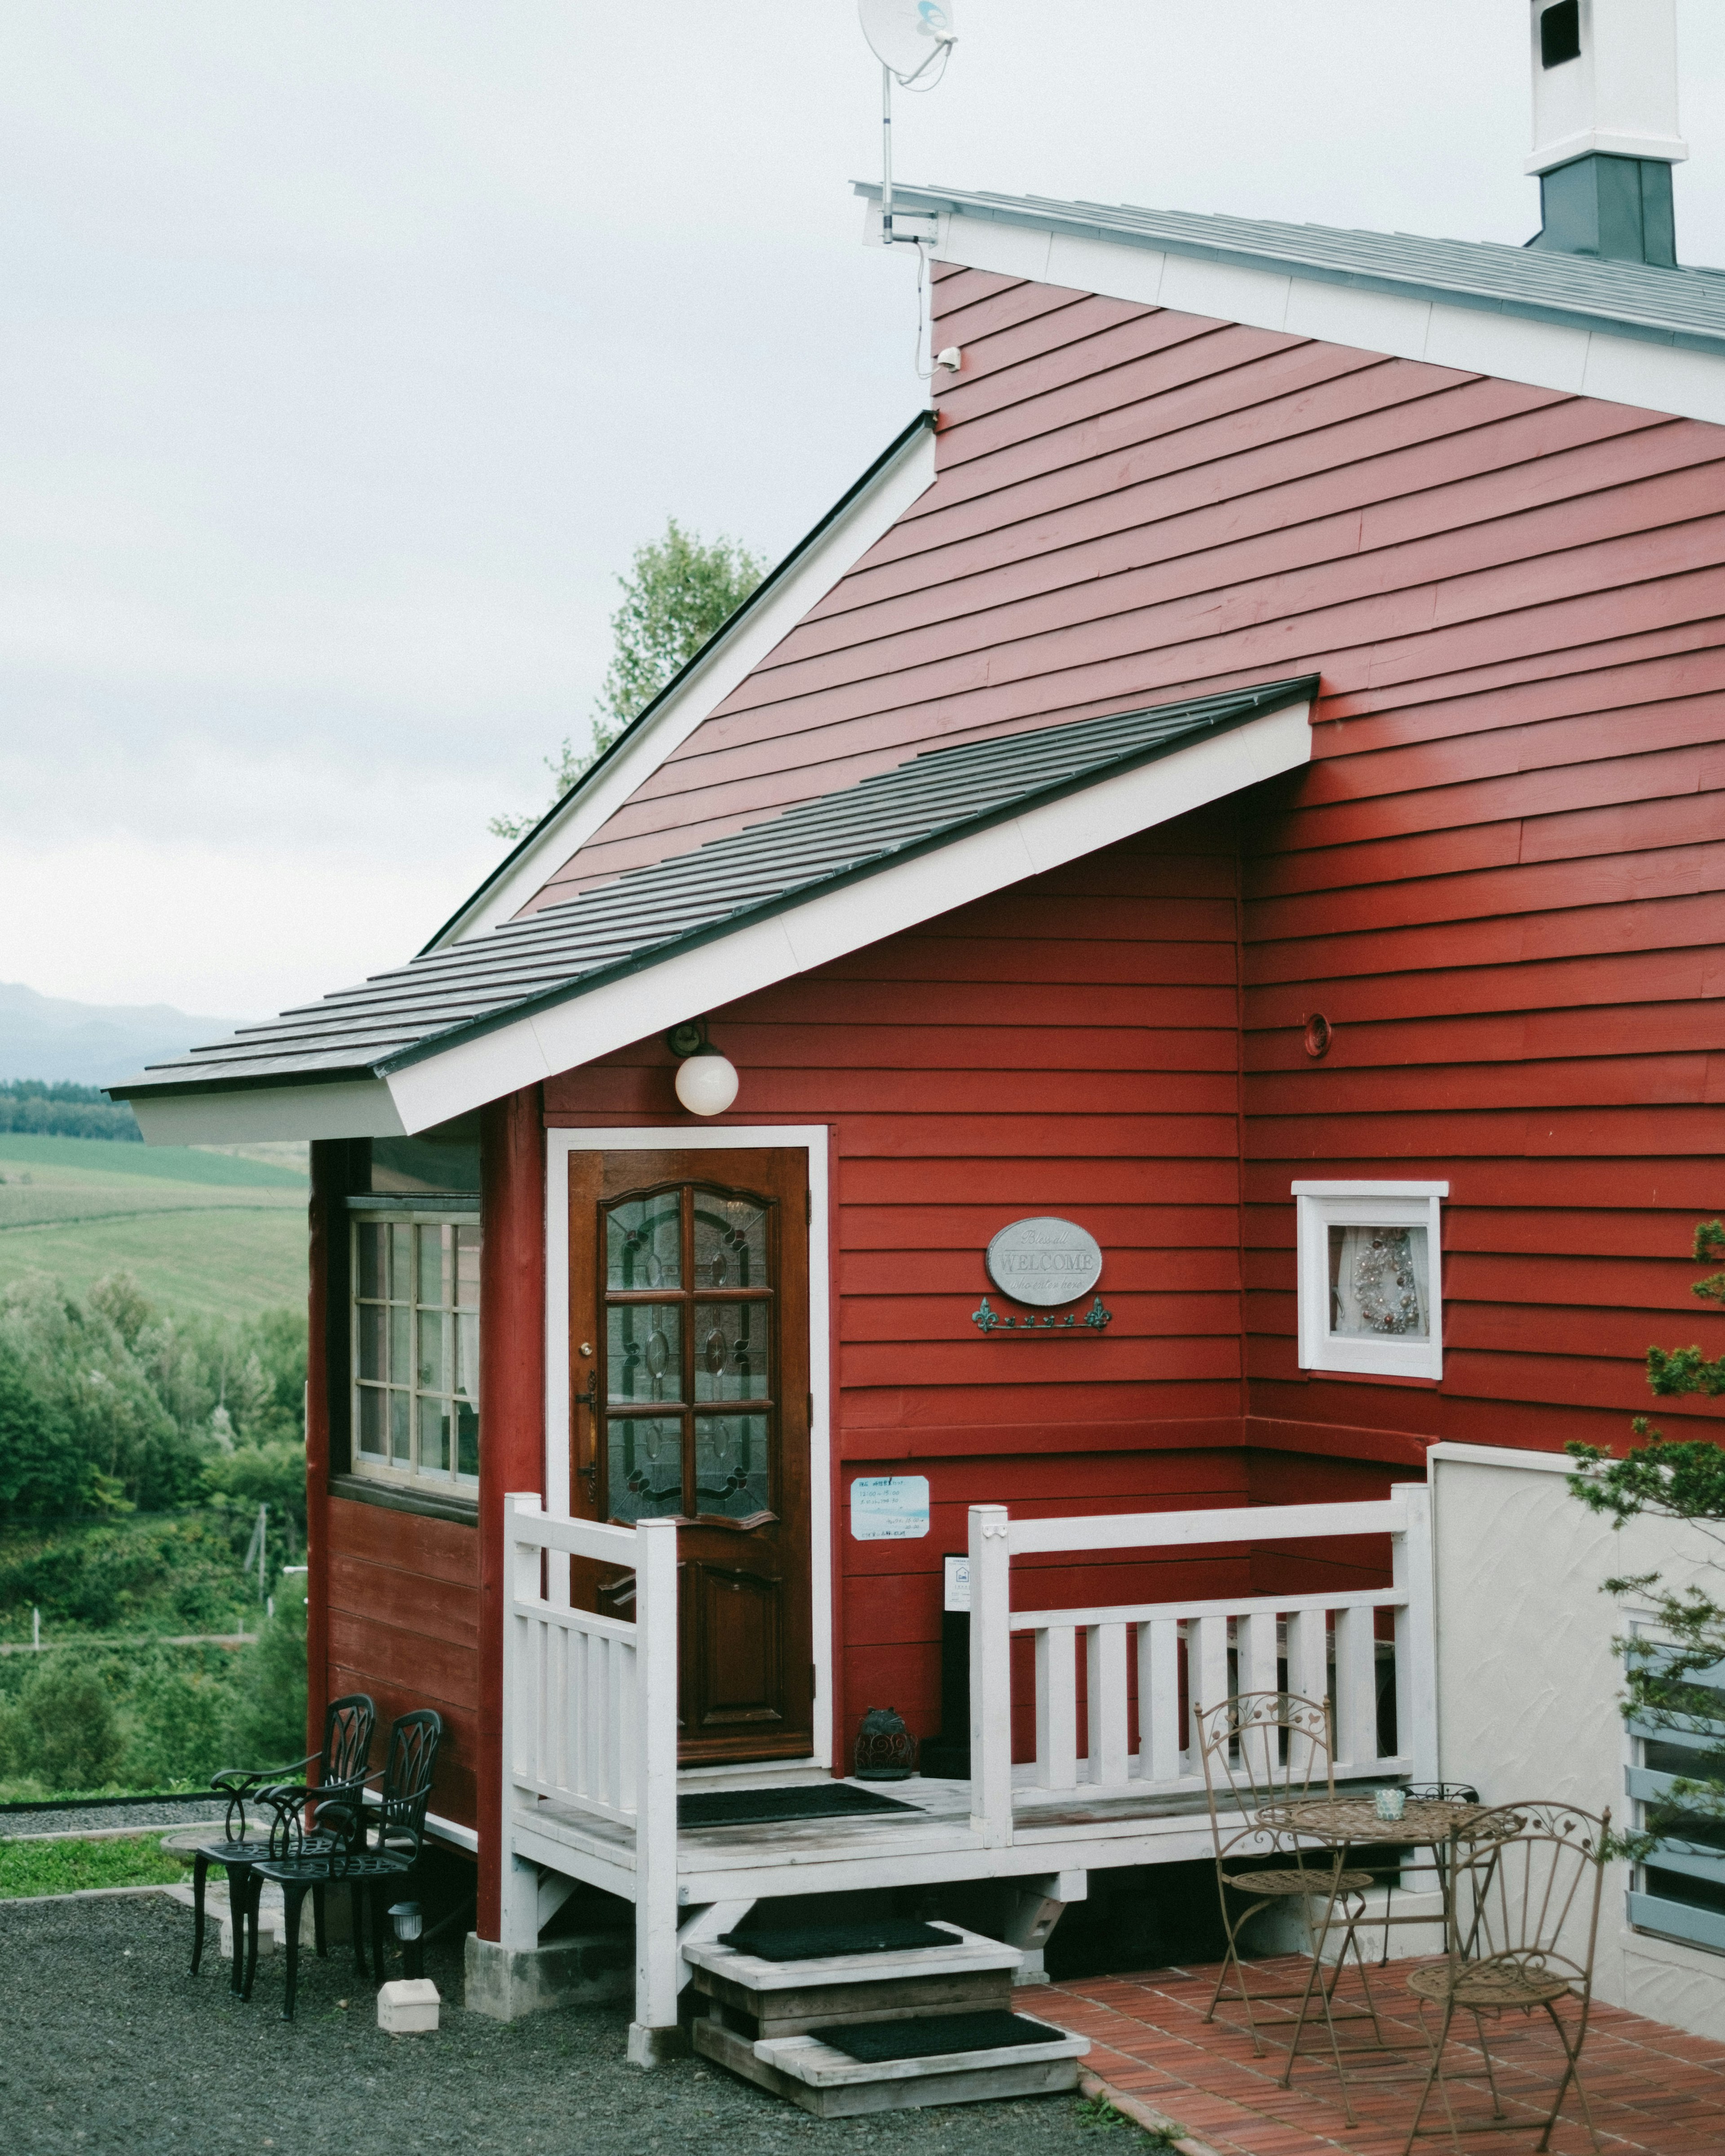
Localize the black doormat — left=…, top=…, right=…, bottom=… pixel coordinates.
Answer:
left=809, top=2010, right=1063, bottom=2063
left=677, top=1784, right=919, bottom=1830
left=719, top=1918, right=960, bottom=1962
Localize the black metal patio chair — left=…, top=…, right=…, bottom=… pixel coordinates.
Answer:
left=245, top=1708, right=442, bottom=2020
left=188, top=1692, right=375, bottom=1993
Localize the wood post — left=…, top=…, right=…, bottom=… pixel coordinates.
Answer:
left=629, top=1514, right=681, bottom=2060
left=477, top=1087, right=547, bottom=1945
left=968, top=1505, right=1013, bottom=1844
left=303, top=1141, right=337, bottom=1763
left=1393, top=1480, right=1439, bottom=1781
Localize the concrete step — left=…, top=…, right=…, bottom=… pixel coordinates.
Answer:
left=163, top=1875, right=348, bottom=1962
left=683, top=1922, right=1021, bottom=2038
left=693, top=2010, right=1087, bottom=2117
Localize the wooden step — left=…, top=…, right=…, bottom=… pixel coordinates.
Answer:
left=692, top=2010, right=1087, bottom=2117
left=683, top=1922, right=1021, bottom=2038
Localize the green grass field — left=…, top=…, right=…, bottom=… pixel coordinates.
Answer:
left=0, top=1135, right=309, bottom=1317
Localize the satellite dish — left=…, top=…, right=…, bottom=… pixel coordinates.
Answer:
left=859, top=0, right=955, bottom=86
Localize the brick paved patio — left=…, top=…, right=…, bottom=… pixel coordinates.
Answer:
left=1024, top=1956, right=1725, bottom=2156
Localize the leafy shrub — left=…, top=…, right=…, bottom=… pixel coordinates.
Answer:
left=0, top=1655, right=124, bottom=1789
left=120, top=1654, right=239, bottom=1788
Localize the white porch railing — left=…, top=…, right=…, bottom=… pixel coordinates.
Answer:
left=501, top=1493, right=680, bottom=2037
left=966, top=1485, right=1436, bottom=1844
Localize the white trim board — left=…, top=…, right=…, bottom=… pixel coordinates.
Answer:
left=543, top=1124, right=835, bottom=1772
left=915, top=203, right=1725, bottom=432
left=1426, top=1440, right=1578, bottom=1476
left=434, top=425, right=938, bottom=950
left=130, top=1078, right=406, bottom=1146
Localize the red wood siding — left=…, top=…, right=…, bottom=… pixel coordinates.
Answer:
left=531, top=256, right=1725, bottom=1467
left=545, top=815, right=1369, bottom=1754
left=325, top=1498, right=480, bottom=1827
left=524, top=263, right=1711, bottom=901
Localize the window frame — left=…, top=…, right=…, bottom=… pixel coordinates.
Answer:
left=348, top=1196, right=482, bottom=1499
left=1292, top=1180, right=1448, bottom=1383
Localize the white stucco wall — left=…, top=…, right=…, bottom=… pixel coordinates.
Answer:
left=1430, top=1441, right=1725, bottom=2041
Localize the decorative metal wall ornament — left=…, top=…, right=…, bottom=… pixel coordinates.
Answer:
left=984, top=1216, right=1104, bottom=1306
left=854, top=1704, right=917, bottom=1780
left=972, top=1294, right=1112, bottom=1335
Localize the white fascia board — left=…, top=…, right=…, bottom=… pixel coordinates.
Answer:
left=930, top=205, right=1725, bottom=432
left=378, top=697, right=1311, bottom=1132
left=435, top=425, right=938, bottom=950
left=129, top=1079, right=406, bottom=1144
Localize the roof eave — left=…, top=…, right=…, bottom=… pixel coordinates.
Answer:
left=863, top=181, right=1725, bottom=362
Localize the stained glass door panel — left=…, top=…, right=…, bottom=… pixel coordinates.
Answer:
left=567, top=1148, right=812, bottom=1764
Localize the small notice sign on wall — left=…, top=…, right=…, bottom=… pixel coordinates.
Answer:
left=850, top=1474, right=930, bottom=1541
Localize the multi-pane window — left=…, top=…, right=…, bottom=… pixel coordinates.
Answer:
left=353, top=1215, right=480, bottom=1489
left=601, top=1185, right=776, bottom=1528
left=1293, top=1181, right=1446, bottom=1381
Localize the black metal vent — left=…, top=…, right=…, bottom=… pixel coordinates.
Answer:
left=1541, top=0, right=1581, bottom=70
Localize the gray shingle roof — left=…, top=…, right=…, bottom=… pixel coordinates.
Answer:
left=109, top=675, right=1317, bottom=1100
left=869, top=181, right=1725, bottom=356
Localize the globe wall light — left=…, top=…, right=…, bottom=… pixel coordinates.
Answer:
left=666, top=1019, right=739, bottom=1118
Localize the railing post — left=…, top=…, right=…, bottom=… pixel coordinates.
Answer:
left=969, top=1505, right=1013, bottom=1844
left=628, top=1515, right=681, bottom=2065
left=499, top=1493, right=543, bottom=1952
left=1393, top=1480, right=1438, bottom=1780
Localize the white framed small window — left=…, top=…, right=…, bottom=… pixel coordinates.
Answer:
left=351, top=1208, right=481, bottom=1492
left=1293, top=1180, right=1447, bottom=1382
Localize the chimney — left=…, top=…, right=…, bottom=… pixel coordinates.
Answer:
left=1526, top=0, right=1688, bottom=266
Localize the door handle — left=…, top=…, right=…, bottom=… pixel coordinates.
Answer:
left=578, top=1369, right=599, bottom=1495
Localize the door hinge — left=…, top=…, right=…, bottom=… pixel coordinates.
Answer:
left=811, top=1663, right=818, bottom=1697
left=807, top=1392, right=814, bottom=1425
left=805, top=1188, right=812, bottom=1222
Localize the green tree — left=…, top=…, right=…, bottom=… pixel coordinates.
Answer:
left=490, top=517, right=764, bottom=840
left=1566, top=1218, right=1725, bottom=1857
left=220, top=1588, right=308, bottom=1768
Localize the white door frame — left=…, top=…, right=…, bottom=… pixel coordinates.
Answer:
left=544, top=1124, right=835, bottom=1772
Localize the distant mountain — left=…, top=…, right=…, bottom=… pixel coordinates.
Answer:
left=0, top=981, right=241, bottom=1089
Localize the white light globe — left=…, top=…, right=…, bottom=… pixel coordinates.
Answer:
left=674, top=1052, right=739, bottom=1118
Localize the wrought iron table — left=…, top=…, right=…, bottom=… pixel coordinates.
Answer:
left=1250, top=1796, right=1486, bottom=2105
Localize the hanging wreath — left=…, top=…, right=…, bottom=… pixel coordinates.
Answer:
left=1352, top=1228, right=1423, bottom=1335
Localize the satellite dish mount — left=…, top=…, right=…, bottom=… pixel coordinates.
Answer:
left=858, top=0, right=957, bottom=245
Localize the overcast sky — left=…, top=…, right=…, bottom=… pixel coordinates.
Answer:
left=4, top=1, right=1725, bottom=1024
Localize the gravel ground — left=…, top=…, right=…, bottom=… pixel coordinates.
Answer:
left=1, top=1800, right=226, bottom=1838
left=0, top=1896, right=1107, bottom=2156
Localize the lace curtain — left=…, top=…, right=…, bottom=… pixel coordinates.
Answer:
left=1327, top=1224, right=1429, bottom=1340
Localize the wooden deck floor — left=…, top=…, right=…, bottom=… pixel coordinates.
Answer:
left=510, top=1770, right=1334, bottom=1905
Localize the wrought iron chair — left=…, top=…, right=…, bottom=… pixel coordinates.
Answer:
left=188, top=1692, right=375, bottom=1992
left=1402, top=1800, right=1609, bottom=2156
left=246, top=1708, right=443, bottom=2020
left=1196, top=1690, right=1383, bottom=2121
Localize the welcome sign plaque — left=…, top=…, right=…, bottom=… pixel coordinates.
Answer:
left=984, top=1216, right=1104, bottom=1308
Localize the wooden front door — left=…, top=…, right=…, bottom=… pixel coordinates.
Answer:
left=567, top=1148, right=813, bottom=1764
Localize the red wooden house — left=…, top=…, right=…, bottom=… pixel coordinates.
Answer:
left=113, top=0, right=1725, bottom=2059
